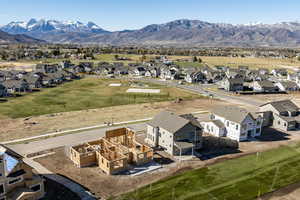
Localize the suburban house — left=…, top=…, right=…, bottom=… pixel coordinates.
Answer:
left=160, top=67, right=178, bottom=80
left=35, top=64, right=59, bottom=74
left=258, top=68, right=269, bottom=75
left=260, top=100, right=300, bottom=131
left=2, top=79, right=30, bottom=93
left=146, top=111, right=203, bottom=156
left=185, top=71, right=205, bottom=83
left=252, top=80, right=278, bottom=92
left=275, top=81, right=299, bottom=92
left=271, top=69, right=287, bottom=77
left=221, top=78, right=244, bottom=92
left=132, top=66, right=146, bottom=76
left=23, top=75, right=43, bottom=90
left=0, top=145, right=45, bottom=199
left=202, top=106, right=263, bottom=141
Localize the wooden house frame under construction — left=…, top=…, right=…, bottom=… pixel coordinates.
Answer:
left=67, top=128, right=153, bottom=175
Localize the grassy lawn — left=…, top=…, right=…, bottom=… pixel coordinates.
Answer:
left=0, top=78, right=200, bottom=118
left=114, top=142, right=300, bottom=200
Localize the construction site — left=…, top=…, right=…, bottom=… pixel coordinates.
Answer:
left=66, top=128, right=154, bottom=175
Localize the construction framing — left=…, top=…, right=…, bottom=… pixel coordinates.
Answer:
left=67, top=128, right=153, bottom=175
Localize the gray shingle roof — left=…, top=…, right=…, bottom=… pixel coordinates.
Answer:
left=279, top=81, right=298, bottom=88
left=147, top=111, right=197, bottom=133
left=212, top=106, right=254, bottom=124
left=256, top=80, right=275, bottom=88
left=260, top=100, right=299, bottom=113
left=212, top=120, right=225, bottom=128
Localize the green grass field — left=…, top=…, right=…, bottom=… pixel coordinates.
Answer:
left=0, top=78, right=200, bottom=118
left=114, top=142, right=300, bottom=200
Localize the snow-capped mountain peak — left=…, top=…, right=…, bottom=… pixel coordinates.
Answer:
left=1, top=19, right=108, bottom=34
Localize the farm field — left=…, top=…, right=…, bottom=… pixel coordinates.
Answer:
left=200, top=56, right=300, bottom=70
left=0, top=78, right=200, bottom=118
left=114, top=142, right=300, bottom=200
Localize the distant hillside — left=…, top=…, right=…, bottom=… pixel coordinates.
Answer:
left=0, top=30, right=44, bottom=44
left=3, top=19, right=300, bottom=47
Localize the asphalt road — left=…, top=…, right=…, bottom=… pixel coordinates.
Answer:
left=8, top=123, right=146, bottom=155
left=141, top=78, right=263, bottom=106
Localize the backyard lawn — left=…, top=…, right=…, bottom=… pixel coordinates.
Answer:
left=0, top=78, right=200, bottom=118
left=114, top=142, right=300, bottom=200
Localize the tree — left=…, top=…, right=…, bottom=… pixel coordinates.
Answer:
left=193, top=56, right=198, bottom=62
left=114, top=54, right=119, bottom=60
left=198, top=57, right=203, bottom=63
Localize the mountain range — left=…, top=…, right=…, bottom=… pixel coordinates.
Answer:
left=3, top=18, right=300, bottom=47
left=0, top=30, right=44, bottom=44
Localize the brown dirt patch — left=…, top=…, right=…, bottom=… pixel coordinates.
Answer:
left=0, top=98, right=231, bottom=142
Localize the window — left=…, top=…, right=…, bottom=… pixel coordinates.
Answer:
left=236, top=125, right=239, bottom=130
left=227, top=121, right=229, bottom=127
left=278, top=120, right=281, bottom=125
left=8, top=177, right=22, bottom=185
left=284, top=123, right=287, bottom=127
left=31, top=184, right=41, bottom=192
left=256, top=121, right=260, bottom=126
left=256, top=128, right=261, bottom=133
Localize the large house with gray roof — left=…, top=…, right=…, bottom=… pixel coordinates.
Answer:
left=202, top=106, right=263, bottom=141
left=260, top=100, right=300, bottom=131
left=274, top=81, right=299, bottom=92
left=220, top=78, right=244, bottom=92
left=252, top=80, right=278, bottom=92
left=146, top=111, right=203, bottom=156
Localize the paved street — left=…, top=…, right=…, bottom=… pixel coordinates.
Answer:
left=142, top=78, right=264, bottom=106
left=8, top=123, right=146, bottom=155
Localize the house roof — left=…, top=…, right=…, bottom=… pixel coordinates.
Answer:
left=211, top=120, right=225, bottom=128
left=147, top=111, right=199, bottom=134
left=278, top=81, right=298, bottom=88
left=260, top=100, right=299, bottom=113
left=212, top=106, right=254, bottom=124
left=226, top=78, right=244, bottom=84
left=2, top=79, right=28, bottom=88
left=256, top=80, right=275, bottom=88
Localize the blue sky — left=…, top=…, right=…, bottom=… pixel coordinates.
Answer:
left=1, top=0, right=300, bottom=31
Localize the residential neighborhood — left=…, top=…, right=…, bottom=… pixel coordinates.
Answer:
left=3, top=1, right=300, bottom=198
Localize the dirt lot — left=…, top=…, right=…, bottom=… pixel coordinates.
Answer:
left=0, top=98, right=233, bottom=142
left=246, top=92, right=300, bottom=105
left=0, top=61, right=35, bottom=71
left=35, top=128, right=300, bottom=200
